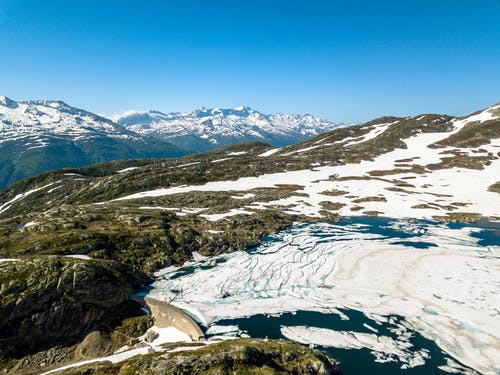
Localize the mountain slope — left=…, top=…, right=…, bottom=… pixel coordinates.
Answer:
left=0, top=96, right=186, bottom=189
left=2, top=103, right=498, bottom=228
left=112, top=106, right=341, bottom=152
left=0, top=102, right=499, bottom=374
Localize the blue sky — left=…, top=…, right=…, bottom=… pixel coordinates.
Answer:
left=0, top=0, right=498, bottom=122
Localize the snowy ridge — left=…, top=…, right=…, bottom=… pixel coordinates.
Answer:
left=111, top=106, right=342, bottom=149
left=0, top=96, right=138, bottom=142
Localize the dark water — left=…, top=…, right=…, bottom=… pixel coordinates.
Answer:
left=211, top=310, right=459, bottom=375
left=454, top=218, right=500, bottom=246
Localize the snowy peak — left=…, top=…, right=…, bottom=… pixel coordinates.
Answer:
left=0, top=96, right=19, bottom=109
left=112, top=106, right=341, bottom=151
left=0, top=97, right=132, bottom=140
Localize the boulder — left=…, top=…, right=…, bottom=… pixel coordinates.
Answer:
left=145, top=330, right=159, bottom=343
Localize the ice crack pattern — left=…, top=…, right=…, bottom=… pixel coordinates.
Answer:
left=148, top=218, right=500, bottom=374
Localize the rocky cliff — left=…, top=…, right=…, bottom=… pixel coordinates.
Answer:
left=0, top=257, right=151, bottom=359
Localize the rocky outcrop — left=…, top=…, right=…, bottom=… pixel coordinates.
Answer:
left=5, top=315, right=153, bottom=373
left=0, top=256, right=151, bottom=359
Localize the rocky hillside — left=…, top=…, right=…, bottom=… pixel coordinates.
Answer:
left=0, top=96, right=185, bottom=189
left=112, top=106, right=341, bottom=152
left=1, top=102, right=498, bottom=221
left=54, top=339, right=340, bottom=375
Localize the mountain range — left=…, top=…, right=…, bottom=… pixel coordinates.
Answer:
left=111, top=106, right=340, bottom=152
left=0, top=96, right=340, bottom=189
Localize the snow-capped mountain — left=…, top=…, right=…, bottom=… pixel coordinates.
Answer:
left=0, top=95, right=150, bottom=141
left=112, top=106, right=341, bottom=152
left=0, top=96, right=184, bottom=189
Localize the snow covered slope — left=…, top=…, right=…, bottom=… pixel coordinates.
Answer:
left=2, top=102, right=498, bottom=222
left=110, top=103, right=500, bottom=221
left=0, top=96, right=184, bottom=189
left=111, top=106, right=341, bottom=152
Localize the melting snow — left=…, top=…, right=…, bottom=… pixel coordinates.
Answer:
left=227, top=151, right=248, bottom=156
left=258, top=148, right=281, bottom=157
left=281, top=326, right=430, bottom=368
left=0, top=183, right=54, bottom=215
left=117, top=167, right=139, bottom=173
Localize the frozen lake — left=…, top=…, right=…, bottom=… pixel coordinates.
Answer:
left=147, top=217, right=500, bottom=374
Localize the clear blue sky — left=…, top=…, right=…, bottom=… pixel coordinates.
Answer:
left=0, top=0, right=499, bottom=122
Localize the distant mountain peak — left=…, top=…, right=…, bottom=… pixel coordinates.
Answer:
left=0, top=96, right=19, bottom=109
left=233, top=105, right=249, bottom=111
left=27, top=99, right=75, bottom=110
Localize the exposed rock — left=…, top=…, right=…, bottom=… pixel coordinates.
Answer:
left=0, top=256, right=151, bottom=359
left=73, top=331, right=113, bottom=361
left=145, top=329, right=159, bottom=343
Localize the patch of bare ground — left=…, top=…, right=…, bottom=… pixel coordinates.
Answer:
left=319, top=201, right=346, bottom=210
left=395, top=157, right=419, bottom=163
left=368, top=165, right=427, bottom=176
left=384, top=187, right=453, bottom=198
left=352, top=196, right=387, bottom=203
left=432, top=212, right=483, bottom=223
left=488, top=181, right=500, bottom=194
left=320, top=189, right=349, bottom=196
left=392, top=180, right=416, bottom=188
left=427, top=155, right=495, bottom=171
left=411, top=202, right=458, bottom=211
left=363, top=210, right=383, bottom=216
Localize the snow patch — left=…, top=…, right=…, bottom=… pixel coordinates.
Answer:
left=117, top=167, right=139, bottom=173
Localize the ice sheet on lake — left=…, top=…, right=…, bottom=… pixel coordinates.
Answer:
left=281, top=325, right=429, bottom=369
left=149, top=221, right=500, bottom=374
